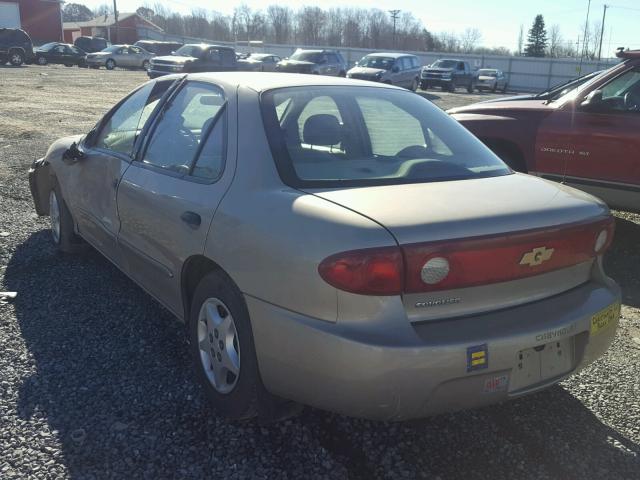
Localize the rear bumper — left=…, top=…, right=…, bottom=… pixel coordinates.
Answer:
left=247, top=279, right=620, bottom=420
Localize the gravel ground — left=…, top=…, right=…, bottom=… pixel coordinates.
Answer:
left=0, top=65, right=639, bottom=479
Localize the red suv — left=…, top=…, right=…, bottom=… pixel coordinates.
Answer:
left=449, top=49, right=640, bottom=212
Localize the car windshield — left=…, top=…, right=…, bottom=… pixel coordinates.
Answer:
left=261, top=86, right=510, bottom=187
left=290, top=51, right=323, bottom=63
left=39, top=42, right=59, bottom=51
left=249, top=54, right=269, bottom=60
left=478, top=70, right=497, bottom=77
left=358, top=56, right=395, bottom=70
left=175, top=45, right=205, bottom=57
left=101, top=45, right=121, bottom=53
left=539, top=69, right=606, bottom=99
left=432, top=60, right=458, bottom=69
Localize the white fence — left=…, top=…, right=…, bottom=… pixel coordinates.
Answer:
left=139, top=28, right=620, bottom=93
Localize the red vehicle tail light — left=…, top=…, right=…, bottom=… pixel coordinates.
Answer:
left=403, top=216, right=615, bottom=293
left=318, top=246, right=403, bottom=295
left=319, top=216, right=614, bottom=296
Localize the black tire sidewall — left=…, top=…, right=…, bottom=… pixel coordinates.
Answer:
left=37, top=56, right=47, bottom=65
left=106, top=60, right=115, bottom=70
left=189, top=271, right=262, bottom=420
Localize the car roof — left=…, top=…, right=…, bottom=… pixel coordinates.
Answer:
left=616, top=48, right=640, bottom=59
left=364, top=52, right=415, bottom=58
left=184, top=43, right=234, bottom=50
left=187, top=71, right=402, bottom=93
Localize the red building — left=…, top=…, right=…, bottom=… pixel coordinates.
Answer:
left=63, top=13, right=163, bottom=45
left=0, top=0, right=63, bottom=43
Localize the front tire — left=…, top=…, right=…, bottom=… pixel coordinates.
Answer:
left=49, top=182, right=81, bottom=253
left=189, top=271, right=264, bottom=420
left=36, top=55, right=48, bottom=66
left=105, top=59, right=115, bottom=70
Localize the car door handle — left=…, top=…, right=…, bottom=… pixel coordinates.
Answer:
left=180, top=211, right=201, bottom=229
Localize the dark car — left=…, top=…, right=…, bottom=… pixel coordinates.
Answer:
left=74, top=36, right=109, bottom=54
left=148, top=44, right=237, bottom=78
left=0, top=28, right=34, bottom=66
left=134, top=40, right=183, bottom=56
left=276, top=49, right=347, bottom=76
left=420, top=59, right=475, bottom=93
left=34, top=42, right=86, bottom=67
left=347, top=53, right=421, bottom=90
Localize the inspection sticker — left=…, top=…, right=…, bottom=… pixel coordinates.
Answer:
left=590, top=302, right=621, bottom=335
left=483, top=374, right=509, bottom=393
left=466, top=344, right=488, bottom=372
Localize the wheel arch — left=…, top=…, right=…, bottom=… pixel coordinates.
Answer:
left=181, top=255, right=239, bottom=322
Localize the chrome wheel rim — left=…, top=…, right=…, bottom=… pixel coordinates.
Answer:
left=37, top=56, right=46, bottom=65
left=197, top=298, right=240, bottom=394
left=106, top=60, right=114, bottom=69
left=11, top=53, right=22, bottom=64
left=49, top=190, right=61, bottom=244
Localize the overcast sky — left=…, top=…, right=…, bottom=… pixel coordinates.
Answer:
left=78, top=0, right=640, bottom=52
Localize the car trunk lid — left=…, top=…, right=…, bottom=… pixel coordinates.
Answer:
left=305, top=174, right=612, bottom=321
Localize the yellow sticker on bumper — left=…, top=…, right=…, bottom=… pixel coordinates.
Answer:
left=590, top=302, right=620, bottom=335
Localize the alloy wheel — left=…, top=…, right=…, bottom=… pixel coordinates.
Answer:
left=49, top=190, right=61, bottom=244
left=37, top=56, right=47, bottom=65
left=197, top=297, right=241, bottom=394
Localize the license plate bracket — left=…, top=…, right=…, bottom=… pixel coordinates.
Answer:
left=509, top=337, right=575, bottom=392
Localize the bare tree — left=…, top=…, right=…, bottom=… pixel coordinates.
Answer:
left=460, top=27, right=482, bottom=53
left=297, top=7, right=325, bottom=45
left=547, top=24, right=562, bottom=57
left=267, top=5, right=291, bottom=44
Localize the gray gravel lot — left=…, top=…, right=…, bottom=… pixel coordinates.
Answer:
left=0, top=65, right=639, bottom=479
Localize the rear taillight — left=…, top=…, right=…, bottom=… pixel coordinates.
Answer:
left=318, top=216, right=614, bottom=296
left=318, top=246, right=403, bottom=295
left=403, top=216, right=615, bottom=293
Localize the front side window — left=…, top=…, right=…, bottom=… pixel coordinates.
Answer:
left=600, top=68, right=640, bottom=112
left=141, top=82, right=226, bottom=178
left=262, top=86, right=510, bottom=187
left=94, top=80, right=173, bottom=155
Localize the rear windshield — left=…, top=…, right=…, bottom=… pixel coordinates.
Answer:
left=175, top=45, right=205, bottom=57
left=478, top=69, right=497, bottom=76
left=261, top=86, right=510, bottom=188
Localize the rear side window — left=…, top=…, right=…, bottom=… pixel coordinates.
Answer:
left=261, top=86, right=510, bottom=188
left=141, top=82, right=226, bottom=179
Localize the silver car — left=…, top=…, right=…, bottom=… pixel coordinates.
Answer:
left=29, top=73, right=621, bottom=421
left=476, top=68, right=509, bottom=92
left=85, top=44, right=154, bottom=70
left=237, top=53, right=282, bottom=72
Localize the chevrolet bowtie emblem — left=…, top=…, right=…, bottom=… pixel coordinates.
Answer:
left=520, top=246, right=555, bottom=267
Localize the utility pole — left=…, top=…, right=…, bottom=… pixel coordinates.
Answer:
left=112, top=0, right=119, bottom=44
left=597, top=4, right=608, bottom=60
left=389, top=10, right=400, bottom=49
left=578, top=0, right=592, bottom=75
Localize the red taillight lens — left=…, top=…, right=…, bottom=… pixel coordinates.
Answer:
left=403, top=216, right=615, bottom=293
left=318, top=246, right=403, bottom=295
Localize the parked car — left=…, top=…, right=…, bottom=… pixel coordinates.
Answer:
left=85, top=45, right=154, bottom=70
left=475, top=68, right=508, bottom=92
left=134, top=40, right=183, bottom=56
left=29, top=72, right=621, bottom=421
left=346, top=52, right=421, bottom=90
left=34, top=42, right=86, bottom=67
left=421, top=59, right=475, bottom=92
left=275, top=49, right=347, bottom=76
left=0, top=28, right=34, bottom=66
left=449, top=48, right=640, bottom=212
left=483, top=69, right=605, bottom=103
left=74, top=36, right=109, bottom=54
left=148, top=44, right=237, bottom=78
left=237, top=53, right=282, bottom=72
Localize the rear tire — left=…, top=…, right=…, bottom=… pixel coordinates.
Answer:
left=467, top=82, right=475, bottom=93
left=9, top=51, right=24, bottom=66
left=410, top=77, right=418, bottom=92
left=502, top=83, right=508, bottom=93
left=142, top=60, right=150, bottom=70
left=189, top=271, right=263, bottom=420
left=105, top=59, right=115, bottom=70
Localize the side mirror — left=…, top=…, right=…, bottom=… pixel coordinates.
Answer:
left=580, top=89, right=605, bottom=111
left=392, top=65, right=400, bottom=73
left=62, top=142, right=85, bottom=165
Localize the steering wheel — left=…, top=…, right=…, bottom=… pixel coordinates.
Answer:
left=624, top=90, right=640, bottom=111
left=177, top=126, right=198, bottom=149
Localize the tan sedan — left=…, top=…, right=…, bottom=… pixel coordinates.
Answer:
left=85, top=44, right=154, bottom=70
